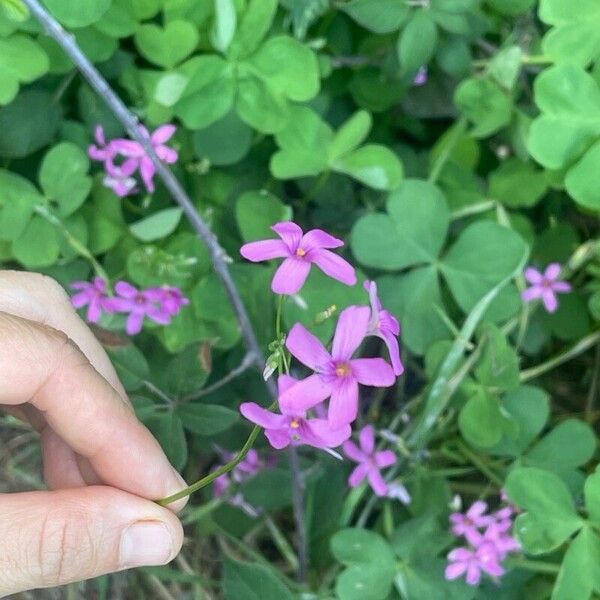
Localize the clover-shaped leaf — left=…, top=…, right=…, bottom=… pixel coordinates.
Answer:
left=135, top=20, right=199, bottom=69
left=0, top=35, right=49, bottom=105
left=42, top=0, right=111, bottom=27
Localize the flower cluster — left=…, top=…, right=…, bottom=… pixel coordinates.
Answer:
left=445, top=499, right=521, bottom=586
left=522, top=262, right=571, bottom=313
left=70, top=277, right=189, bottom=335
left=239, top=221, right=406, bottom=496
left=213, top=450, right=267, bottom=518
left=89, top=124, right=178, bottom=197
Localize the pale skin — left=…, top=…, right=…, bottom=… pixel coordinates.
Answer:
left=0, top=270, right=188, bottom=596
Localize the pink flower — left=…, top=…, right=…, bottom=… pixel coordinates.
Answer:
left=364, top=280, right=404, bottom=376
left=70, top=277, right=112, bottom=323
left=88, top=125, right=115, bottom=163
left=106, top=281, right=172, bottom=335
left=241, top=375, right=352, bottom=450
left=146, top=286, right=190, bottom=316
left=450, top=500, right=495, bottom=546
left=240, top=222, right=357, bottom=295
left=445, top=545, right=504, bottom=586
left=342, top=425, right=396, bottom=496
left=413, top=66, right=428, bottom=86
left=522, top=263, right=571, bottom=313
left=279, top=306, right=396, bottom=428
left=103, top=160, right=138, bottom=197
left=117, top=125, right=178, bottom=193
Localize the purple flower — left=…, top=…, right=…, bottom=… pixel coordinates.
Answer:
left=103, top=160, right=138, bottom=197
left=445, top=545, right=504, bottom=586
left=240, top=222, right=357, bottom=295
left=106, top=281, right=172, bottom=335
left=364, top=280, right=404, bottom=376
left=89, top=125, right=115, bottom=163
left=279, top=306, right=396, bottom=428
left=240, top=375, right=352, bottom=450
left=146, top=286, right=190, bottom=316
left=70, top=277, right=112, bottom=323
left=413, top=66, right=428, bottom=86
left=450, top=500, right=495, bottom=546
left=522, top=263, right=571, bottom=313
left=342, top=425, right=396, bottom=496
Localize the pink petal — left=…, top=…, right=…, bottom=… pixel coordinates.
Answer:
left=365, top=279, right=382, bottom=312
left=278, top=373, right=332, bottom=413
left=146, top=305, right=172, bottom=326
left=115, top=281, right=138, bottom=298
left=521, top=286, right=543, bottom=303
left=272, top=221, right=303, bottom=250
left=348, top=463, right=369, bottom=488
left=240, top=402, right=287, bottom=429
left=120, top=157, right=140, bottom=176
left=156, top=145, right=178, bottom=163
left=448, top=548, right=474, bottom=561
left=301, top=228, right=344, bottom=251
left=151, top=124, right=176, bottom=145
left=468, top=500, right=488, bottom=519
left=277, top=374, right=299, bottom=396
left=94, top=125, right=106, bottom=146
left=552, top=281, right=572, bottom=293
left=524, top=267, right=543, bottom=284
left=140, top=157, right=156, bottom=192
left=89, top=145, right=109, bottom=161
left=359, top=425, right=375, bottom=454
left=113, top=139, right=145, bottom=157
left=367, top=468, right=388, bottom=496
left=343, top=440, right=365, bottom=462
left=271, top=258, right=311, bottom=295
left=381, top=331, right=404, bottom=376
left=310, top=249, right=357, bottom=287
left=445, top=561, right=468, bottom=581
left=374, top=450, right=396, bottom=468
left=103, top=297, right=132, bottom=312
left=126, top=311, right=144, bottom=335
left=86, top=298, right=103, bottom=323
left=307, top=419, right=351, bottom=447
left=240, top=239, right=289, bottom=262
left=544, top=262, right=561, bottom=281
left=328, top=378, right=359, bottom=428
left=332, top=305, right=370, bottom=360
left=265, top=428, right=292, bottom=449
left=542, top=289, right=558, bottom=313
left=465, top=564, right=481, bottom=586
left=71, top=291, right=90, bottom=309
left=351, top=358, right=396, bottom=387
left=286, top=323, right=331, bottom=370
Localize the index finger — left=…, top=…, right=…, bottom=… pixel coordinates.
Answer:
left=0, top=311, right=187, bottom=507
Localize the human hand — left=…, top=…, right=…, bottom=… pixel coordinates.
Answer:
left=0, top=271, right=187, bottom=596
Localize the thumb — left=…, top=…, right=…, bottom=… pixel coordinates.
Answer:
left=0, top=486, right=183, bottom=596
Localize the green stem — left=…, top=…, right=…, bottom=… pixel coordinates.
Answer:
left=265, top=517, right=300, bottom=572
left=520, top=330, right=600, bottom=382
left=455, top=439, right=504, bottom=487
left=276, top=294, right=284, bottom=340
left=34, top=204, right=110, bottom=282
left=505, top=557, right=560, bottom=575
left=450, top=199, right=497, bottom=221
left=428, top=117, right=467, bottom=184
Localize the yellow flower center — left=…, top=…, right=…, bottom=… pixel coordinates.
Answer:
left=296, top=248, right=307, bottom=257
left=290, top=419, right=301, bottom=429
left=335, top=362, right=352, bottom=377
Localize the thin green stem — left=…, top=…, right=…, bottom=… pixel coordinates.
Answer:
left=505, top=557, right=561, bottom=575
left=520, top=330, right=600, bottom=382
left=428, top=117, right=467, bottom=184
left=454, top=439, right=504, bottom=487
left=450, top=199, right=496, bottom=221
left=265, top=517, right=300, bottom=572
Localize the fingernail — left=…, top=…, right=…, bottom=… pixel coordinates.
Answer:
left=171, top=467, right=187, bottom=489
left=120, top=521, right=174, bottom=568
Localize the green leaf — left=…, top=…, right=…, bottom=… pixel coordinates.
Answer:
left=397, top=11, right=438, bottom=76
left=95, top=1, right=139, bottom=38
left=526, top=419, right=596, bottom=472
left=227, top=0, right=278, bottom=59
left=211, top=0, right=236, bottom=53
left=175, top=56, right=236, bottom=129
left=333, top=144, right=403, bottom=191
left=455, top=77, right=513, bottom=137
left=130, top=208, right=183, bottom=242
left=223, top=558, right=293, bottom=600
left=342, top=0, right=409, bottom=33
left=506, top=467, right=583, bottom=554
left=489, top=158, right=548, bottom=207
left=146, top=410, right=188, bottom=470
left=485, top=0, right=536, bottom=15
left=83, top=179, right=125, bottom=254
left=235, top=190, right=292, bottom=242
left=193, top=109, right=253, bottom=166
left=0, top=0, right=29, bottom=21
left=0, top=169, right=42, bottom=241
left=328, top=110, right=372, bottom=162
left=0, top=35, right=49, bottom=105
left=242, top=469, right=294, bottom=509
left=459, top=388, right=505, bottom=447
left=176, top=403, right=238, bottom=435
left=474, top=324, right=520, bottom=391
left=165, top=345, right=209, bottom=395
left=42, top=0, right=111, bottom=27
left=351, top=179, right=449, bottom=270
left=487, top=45, right=523, bottom=90
left=107, top=344, right=150, bottom=391
left=135, top=20, right=199, bottom=68
left=0, top=90, right=61, bottom=158
left=540, top=0, right=600, bottom=67
left=12, top=214, right=60, bottom=268
left=585, top=468, right=600, bottom=526
left=552, top=527, right=600, bottom=600
left=565, top=140, right=600, bottom=210
left=247, top=35, right=320, bottom=102
left=440, top=221, right=528, bottom=312
left=39, top=142, right=92, bottom=217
